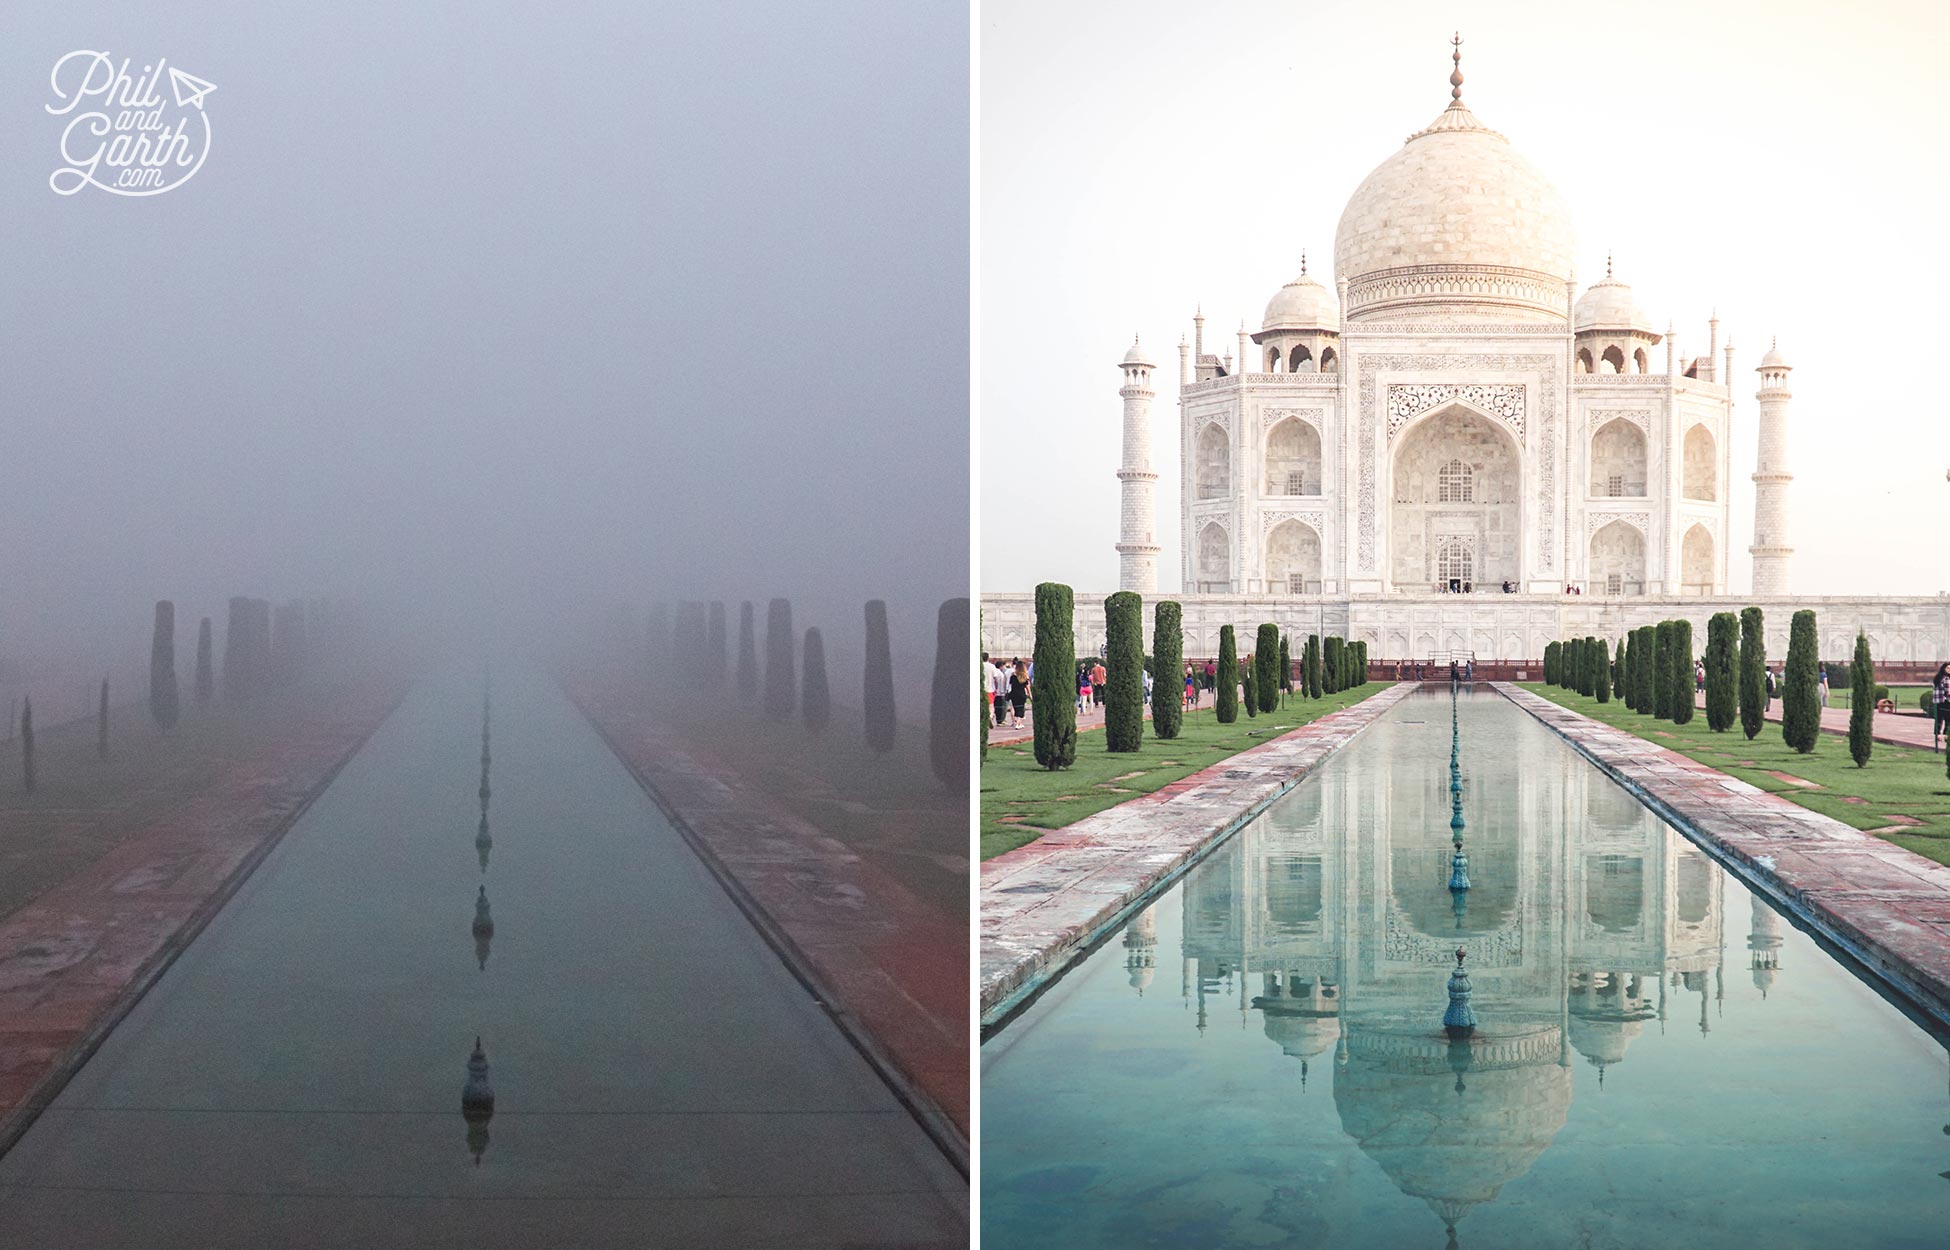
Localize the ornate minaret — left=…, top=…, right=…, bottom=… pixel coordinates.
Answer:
left=1116, top=337, right=1160, bottom=592
left=1750, top=339, right=1794, bottom=595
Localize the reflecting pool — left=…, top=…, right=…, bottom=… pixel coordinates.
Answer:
left=982, top=686, right=1950, bottom=1249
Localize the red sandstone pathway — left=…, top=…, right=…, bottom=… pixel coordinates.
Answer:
left=1503, top=682, right=1950, bottom=1028
left=564, top=677, right=968, bottom=1158
left=0, top=684, right=404, bottom=1147
left=980, top=682, right=1415, bottom=1023
left=1693, top=690, right=1941, bottom=750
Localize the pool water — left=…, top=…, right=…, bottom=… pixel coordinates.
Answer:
left=981, top=686, right=1950, bottom=1249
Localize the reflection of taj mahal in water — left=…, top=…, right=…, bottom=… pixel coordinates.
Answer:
left=1117, top=735, right=1785, bottom=1234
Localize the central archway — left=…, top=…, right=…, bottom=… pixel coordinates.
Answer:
left=1390, top=406, right=1521, bottom=590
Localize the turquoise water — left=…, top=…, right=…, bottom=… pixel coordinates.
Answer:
left=982, top=686, right=1950, bottom=1249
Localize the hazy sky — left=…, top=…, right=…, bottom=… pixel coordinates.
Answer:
left=2, top=0, right=967, bottom=704
left=979, top=0, right=1950, bottom=597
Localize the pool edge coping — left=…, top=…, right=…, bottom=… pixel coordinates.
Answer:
left=1495, top=681, right=1950, bottom=1033
left=979, top=682, right=1419, bottom=1031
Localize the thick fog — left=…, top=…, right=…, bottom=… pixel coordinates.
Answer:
left=0, top=0, right=969, bottom=719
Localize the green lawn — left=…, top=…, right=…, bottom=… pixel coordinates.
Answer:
left=1521, top=684, right=1950, bottom=866
left=1826, top=683, right=1926, bottom=711
left=981, top=683, right=1388, bottom=860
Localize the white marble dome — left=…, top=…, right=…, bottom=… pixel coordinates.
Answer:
left=1262, top=271, right=1339, bottom=332
left=1334, top=99, right=1575, bottom=323
left=1574, top=275, right=1653, bottom=335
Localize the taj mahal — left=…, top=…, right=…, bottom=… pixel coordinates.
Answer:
left=981, top=40, right=1947, bottom=671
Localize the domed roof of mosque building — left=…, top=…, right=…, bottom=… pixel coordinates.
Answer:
left=1759, top=338, right=1791, bottom=370
left=1258, top=1008, right=1342, bottom=1059
left=1333, top=38, right=1575, bottom=324
left=1122, top=336, right=1153, bottom=366
left=1574, top=263, right=1656, bottom=335
left=1262, top=257, right=1340, bottom=332
left=1333, top=1022, right=1573, bottom=1228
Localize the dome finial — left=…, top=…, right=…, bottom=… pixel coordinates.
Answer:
left=1300, top=249, right=1307, bottom=277
left=1606, top=250, right=1613, bottom=278
left=1450, top=32, right=1465, bottom=103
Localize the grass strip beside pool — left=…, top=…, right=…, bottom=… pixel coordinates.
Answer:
left=1520, top=683, right=1950, bottom=865
left=981, top=683, right=1389, bottom=859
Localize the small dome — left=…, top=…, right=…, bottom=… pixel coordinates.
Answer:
left=1121, top=336, right=1153, bottom=367
left=1262, top=269, right=1340, bottom=332
left=1574, top=274, right=1653, bottom=335
left=1758, top=339, right=1790, bottom=370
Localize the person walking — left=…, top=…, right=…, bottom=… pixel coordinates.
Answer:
left=1932, top=662, right=1950, bottom=752
left=989, top=657, right=1009, bottom=726
left=1817, top=663, right=1829, bottom=710
left=1076, top=664, right=1091, bottom=715
left=1765, top=665, right=1778, bottom=713
left=1090, top=659, right=1107, bottom=708
left=1007, top=659, right=1030, bottom=729
left=1184, top=663, right=1198, bottom=709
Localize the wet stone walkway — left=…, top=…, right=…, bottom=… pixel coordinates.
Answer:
left=1500, top=682, right=1950, bottom=1029
left=980, top=683, right=1416, bottom=1025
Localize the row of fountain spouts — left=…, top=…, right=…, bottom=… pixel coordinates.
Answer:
left=463, top=683, right=496, bottom=1164
left=1444, top=677, right=1477, bottom=1040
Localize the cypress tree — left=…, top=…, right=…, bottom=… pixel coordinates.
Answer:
left=1353, top=640, right=1368, bottom=688
left=1031, top=583, right=1077, bottom=767
left=1670, top=620, right=1694, bottom=725
left=706, top=602, right=728, bottom=690
left=1242, top=656, right=1259, bottom=718
left=1704, top=612, right=1737, bottom=731
left=20, top=697, right=32, bottom=794
left=1544, top=641, right=1558, bottom=686
left=1594, top=638, right=1612, bottom=703
left=1652, top=623, right=1674, bottom=719
left=762, top=599, right=795, bottom=718
left=98, top=679, right=109, bottom=759
left=803, top=627, right=831, bottom=736
left=1305, top=634, right=1321, bottom=699
left=736, top=602, right=758, bottom=702
left=194, top=618, right=214, bottom=706
left=1738, top=608, right=1766, bottom=740
left=1848, top=631, right=1874, bottom=767
left=1104, top=592, right=1145, bottom=752
left=150, top=600, right=179, bottom=733
left=1278, top=634, right=1292, bottom=703
left=1216, top=625, right=1240, bottom=724
left=1616, top=635, right=1632, bottom=708
left=930, top=598, right=970, bottom=788
left=1633, top=626, right=1652, bottom=714
left=1782, top=609, right=1820, bottom=753
left=1322, top=636, right=1342, bottom=695
left=1255, top=624, right=1280, bottom=714
left=1152, top=601, right=1183, bottom=740
left=865, top=599, right=897, bottom=753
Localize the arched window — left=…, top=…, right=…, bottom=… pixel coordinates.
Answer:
left=1576, top=348, right=1593, bottom=373
left=1288, top=344, right=1313, bottom=373
left=1682, top=425, right=1717, bottom=500
left=1197, top=522, right=1230, bottom=588
left=1264, top=417, right=1322, bottom=496
left=1601, top=345, right=1626, bottom=374
left=1195, top=423, right=1231, bottom=500
left=1436, top=537, right=1474, bottom=585
left=1437, top=459, right=1473, bottom=503
left=1266, top=345, right=1281, bottom=372
left=1319, top=346, right=1338, bottom=373
left=1633, top=347, right=1649, bottom=374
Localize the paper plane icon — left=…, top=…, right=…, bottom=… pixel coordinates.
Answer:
left=168, top=67, right=217, bottom=110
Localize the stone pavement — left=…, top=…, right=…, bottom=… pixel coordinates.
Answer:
left=564, top=676, right=968, bottom=1169
left=1693, top=689, right=1942, bottom=751
left=980, top=682, right=1416, bottom=1027
left=1501, top=682, right=1950, bottom=1030
left=0, top=683, right=406, bottom=1154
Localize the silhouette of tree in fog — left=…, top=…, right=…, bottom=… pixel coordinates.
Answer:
left=930, top=598, right=969, bottom=790
left=763, top=599, right=795, bottom=718
left=736, top=602, right=758, bottom=703
left=194, top=617, right=214, bottom=705
left=802, top=627, right=830, bottom=734
left=150, top=601, right=180, bottom=732
left=864, top=599, right=895, bottom=754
